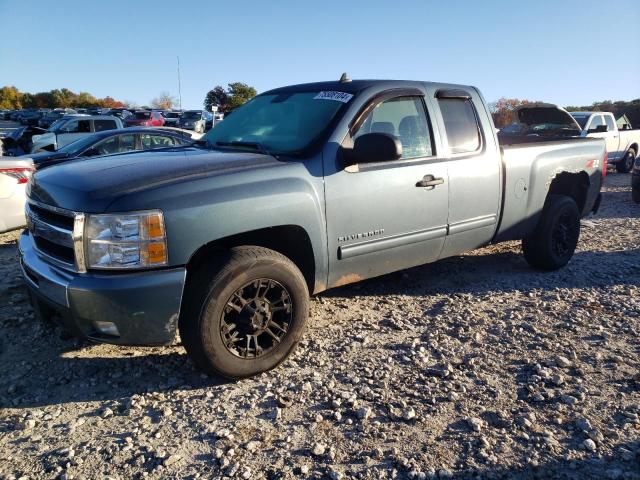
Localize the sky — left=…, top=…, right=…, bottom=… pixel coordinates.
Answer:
left=1, top=0, right=638, bottom=109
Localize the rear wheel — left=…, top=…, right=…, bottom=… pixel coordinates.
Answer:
left=179, top=246, right=309, bottom=379
left=616, top=150, right=635, bottom=173
left=522, top=195, right=581, bottom=271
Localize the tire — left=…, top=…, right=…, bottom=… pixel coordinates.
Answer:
left=522, top=195, right=581, bottom=271
left=616, top=150, right=636, bottom=174
left=179, top=246, right=309, bottom=379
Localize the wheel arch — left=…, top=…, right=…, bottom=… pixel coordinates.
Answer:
left=185, top=225, right=317, bottom=295
left=547, top=170, right=590, bottom=214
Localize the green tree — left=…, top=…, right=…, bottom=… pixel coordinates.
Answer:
left=204, top=85, right=228, bottom=112
left=226, top=82, right=257, bottom=111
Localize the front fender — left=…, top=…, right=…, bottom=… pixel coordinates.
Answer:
left=106, top=158, right=329, bottom=290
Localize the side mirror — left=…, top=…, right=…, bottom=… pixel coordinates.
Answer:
left=350, top=133, right=402, bottom=164
left=588, top=125, right=608, bottom=134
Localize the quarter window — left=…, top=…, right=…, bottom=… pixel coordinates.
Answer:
left=437, top=98, right=481, bottom=154
left=353, top=96, right=433, bottom=159
left=141, top=134, right=176, bottom=150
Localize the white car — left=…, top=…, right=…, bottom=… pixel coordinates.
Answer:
left=0, top=158, right=34, bottom=233
left=30, top=115, right=123, bottom=153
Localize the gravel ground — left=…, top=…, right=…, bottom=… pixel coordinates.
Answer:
left=0, top=174, right=638, bottom=480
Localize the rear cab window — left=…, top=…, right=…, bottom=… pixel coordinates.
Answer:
left=436, top=96, right=481, bottom=154
left=93, top=119, right=118, bottom=132
left=604, top=115, right=615, bottom=132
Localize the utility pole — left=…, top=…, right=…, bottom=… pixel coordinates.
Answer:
left=177, top=56, right=182, bottom=110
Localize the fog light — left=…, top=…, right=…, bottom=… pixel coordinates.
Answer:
left=93, top=321, right=120, bottom=337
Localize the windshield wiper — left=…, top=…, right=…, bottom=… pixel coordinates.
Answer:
left=215, top=141, right=274, bottom=157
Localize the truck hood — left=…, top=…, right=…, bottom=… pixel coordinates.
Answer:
left=513, top=103, right=581, bottom=130
left=28, top=147, right=285, bottom=212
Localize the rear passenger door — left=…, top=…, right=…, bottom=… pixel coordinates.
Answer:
left=431, top=89, right=501, bottom=258
left=324, top=91, right=449, bottom=288
left=603, top=115, right=622, bottom=160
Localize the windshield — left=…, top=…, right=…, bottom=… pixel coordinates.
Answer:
left=570, top=114, right=589, bottom=129
left=134, top=112, right=151, bottom=119
left=182, top=111, right=202, bottom=119
left=201, top=91, right=348, bottom=155
left=165, top=112, right=180, bottom=118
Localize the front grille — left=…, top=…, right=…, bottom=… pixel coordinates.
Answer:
left=26, top=201, right=82, bottom=272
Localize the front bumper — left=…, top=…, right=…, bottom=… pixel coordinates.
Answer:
left=19, top=231, right=187, bottom=345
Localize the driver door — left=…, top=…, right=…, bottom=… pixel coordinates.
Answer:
left=324, top=93, right=449, bottom=288
left=57, top=119, right=91, bottom=149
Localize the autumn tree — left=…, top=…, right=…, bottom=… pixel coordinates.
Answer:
left=151, top=92, right=176, bottom=110
left=488, top=98, right=537, bottom=128
left=0, top=86, right=23, bottom=109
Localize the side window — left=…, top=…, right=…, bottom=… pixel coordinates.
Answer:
left=61, top=119, right=91, bottom=133
left=604, top=115, right=615, bottom=132
left=94, top=137, right=120, bottom=155
left=589, top=115, right=605, bottom=131
left=141, top=134, right=176, bottom=150
left=94, top=119, right=117, bottom=132
left=353, top=96, right=433, bottom=159
left=437, top=98, right=481, bottom=154
left=119, top=134, right=136, bottom=152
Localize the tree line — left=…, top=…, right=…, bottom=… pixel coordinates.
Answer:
left=0, top=86, right=126, bottom=110
left=490, top=97, right=640, bottom=128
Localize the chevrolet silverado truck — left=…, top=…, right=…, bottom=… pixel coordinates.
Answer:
left=20, top=79, right=606, bottom=379
left=569, top=111, right=640, bottom=173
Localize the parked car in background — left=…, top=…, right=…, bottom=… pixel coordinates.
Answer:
left=20, top=79, right=606, bottom=378
left=570, top=111, right=640, bottom=173
left=162, top=111, right=182, bottom=127
left=0, top=158, right=33, bottom=233
left=105, top=108, right=133, bottom=122
left=632, top=157, right=640, bottom=203
left=30, top=115, right=123, bottom=152
left=178, top=109, right=213, bottom=133
left=38, top=108, right=78, bottom=128
left=21, top=127, right=193, bottom=170
left=21, top=109, right=50, bottom=126
left=125, top=110, right=165, bottom=127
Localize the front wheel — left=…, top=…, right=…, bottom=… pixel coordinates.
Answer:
left=616, top=150, right=636, bottom=174
left=522, top=195, right=581, bottom=271
left=179, top=246, right=309, bottom=379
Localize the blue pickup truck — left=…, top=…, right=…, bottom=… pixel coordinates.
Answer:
left=20, top=78, right=606, bottom=378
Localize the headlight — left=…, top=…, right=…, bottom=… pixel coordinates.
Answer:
left=85, top=210, right=168, bottom=269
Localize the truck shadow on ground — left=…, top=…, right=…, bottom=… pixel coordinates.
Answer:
left=322, top=247, right=640, bottom=300
left=1, top=247, right=638, bottom=410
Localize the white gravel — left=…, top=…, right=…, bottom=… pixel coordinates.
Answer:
left=0, top=173, right=638, bottom=480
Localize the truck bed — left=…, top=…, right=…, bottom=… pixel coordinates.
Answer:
left=494, top=136, right=606, bottom=243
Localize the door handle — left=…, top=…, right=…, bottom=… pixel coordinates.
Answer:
left=416, top=174, right=444, bottom=188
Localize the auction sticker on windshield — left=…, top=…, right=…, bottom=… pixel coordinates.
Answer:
left=314, top=91, right=354, bottom=103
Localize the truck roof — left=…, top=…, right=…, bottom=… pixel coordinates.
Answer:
left=263, top=79, right=476, bottom=95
